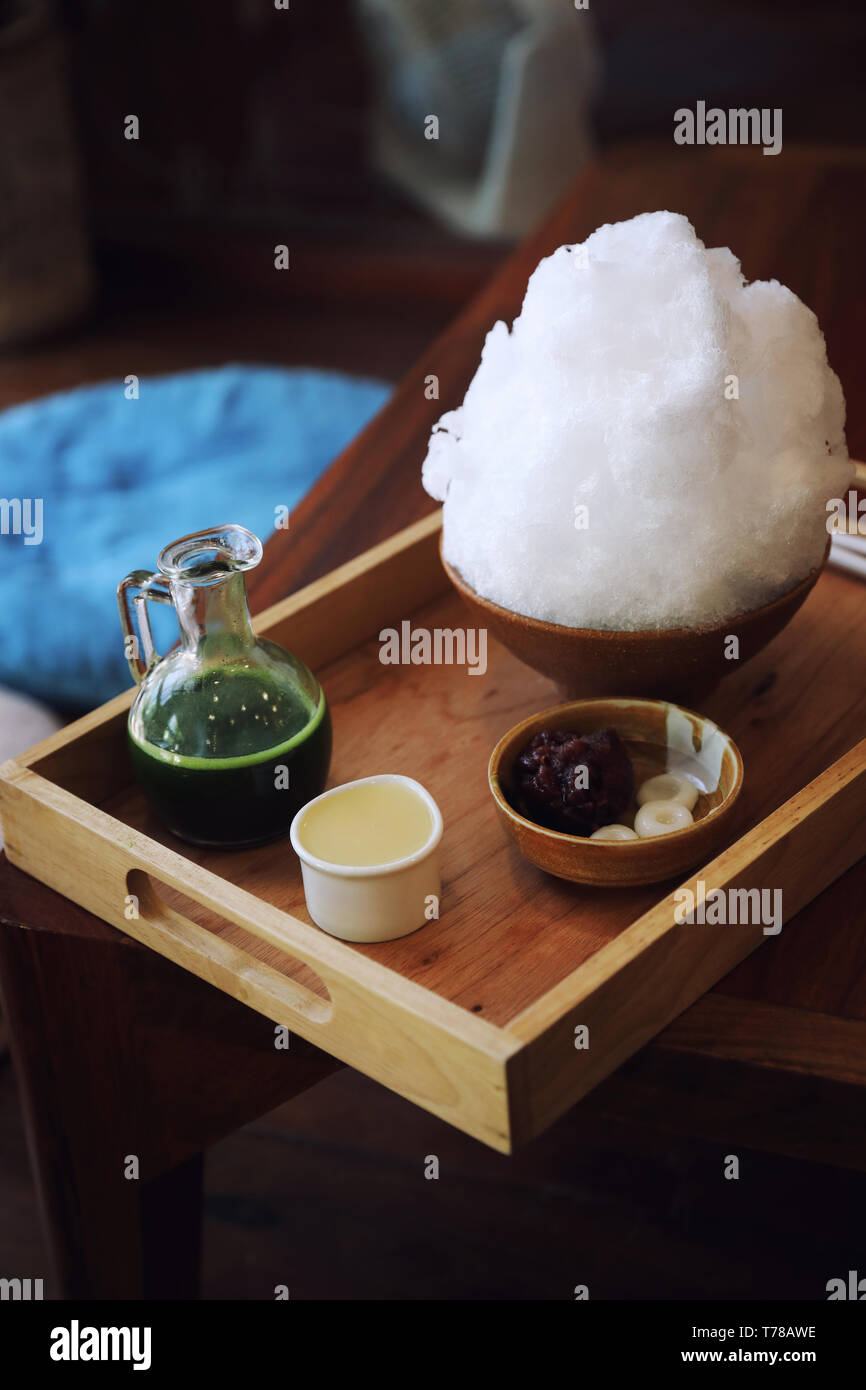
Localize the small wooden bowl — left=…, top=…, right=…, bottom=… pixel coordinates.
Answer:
left=488, top=697, right=744, bottom=887
left=443, top=540, right=828, bottom=700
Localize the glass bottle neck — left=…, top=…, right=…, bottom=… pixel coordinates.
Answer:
left=172, top=570, right=256, bottom=659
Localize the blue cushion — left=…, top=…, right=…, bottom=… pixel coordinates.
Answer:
left=0, top=366, right=390, bottom=709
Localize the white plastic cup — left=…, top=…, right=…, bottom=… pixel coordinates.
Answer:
left=289, top=774, right=443, bottom=943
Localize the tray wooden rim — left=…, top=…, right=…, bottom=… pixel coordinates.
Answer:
left=2, top=510, right=865, bottom=1152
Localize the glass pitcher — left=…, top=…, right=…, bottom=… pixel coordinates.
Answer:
left=118, top=524, right=331, bottom=848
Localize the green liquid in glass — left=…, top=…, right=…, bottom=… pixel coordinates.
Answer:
left=128, top=664, right=332, bottom=848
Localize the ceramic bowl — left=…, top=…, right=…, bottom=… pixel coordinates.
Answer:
left=488, top=697, right=744, bottom=887
left=442, top=540, right=828, bottom=700
left=290, top=774, right=443, bottom=943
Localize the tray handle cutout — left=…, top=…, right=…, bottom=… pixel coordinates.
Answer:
left=127, top=869, right=333, bottom=1026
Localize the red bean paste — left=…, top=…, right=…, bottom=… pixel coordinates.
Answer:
left=513, top=728, right=634, bottom=836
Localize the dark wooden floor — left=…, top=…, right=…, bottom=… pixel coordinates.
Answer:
left=3, top=1047, right=865, bottom=1300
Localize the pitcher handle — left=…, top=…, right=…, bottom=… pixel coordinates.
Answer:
left=117, top=570, right=173, bottom=683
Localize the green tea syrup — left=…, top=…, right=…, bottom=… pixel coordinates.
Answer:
left=129, top=662, right=332, bottom=848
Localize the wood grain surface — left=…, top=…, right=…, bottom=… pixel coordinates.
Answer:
left=93, top=564, right=866, bottom=1027
left=3, top=492, right=864, bottom=1149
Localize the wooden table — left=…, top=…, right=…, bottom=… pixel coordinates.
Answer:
left=2, top=141, right=866, bottom=1299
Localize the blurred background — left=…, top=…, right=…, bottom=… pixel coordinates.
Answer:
left=3, top=0, right=865, bottom=368
left=2, top=0, right=866, bottom=1300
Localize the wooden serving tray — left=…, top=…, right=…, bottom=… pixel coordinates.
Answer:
left=1, top=511, right=865, bottom=1152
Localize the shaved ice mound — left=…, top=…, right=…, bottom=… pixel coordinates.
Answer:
left=423, top=211, right=851, bottom=632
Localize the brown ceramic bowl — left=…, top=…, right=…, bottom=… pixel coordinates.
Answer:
left=442, top=539, right=828, bottom=700
left=489, top=697, right=744, bottom=887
